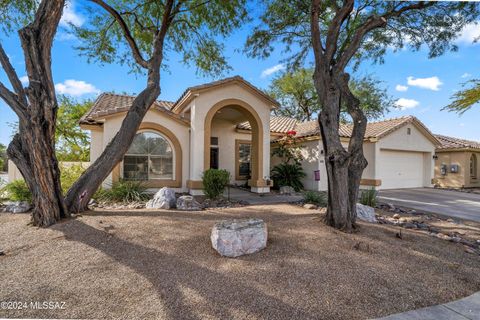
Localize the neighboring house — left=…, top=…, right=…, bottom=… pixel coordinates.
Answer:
left=264, top=116, right=439, bottom=191
left=433, top=135, right=480, bottom=188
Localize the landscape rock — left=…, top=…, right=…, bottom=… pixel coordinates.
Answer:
left=393, top=214, right=400, bottom=219
left=211, top=218, right=267, bottom=258
left=387, top=203, right=396, bottom=210
left=356, top=203, right=377, bottom=223
left=303, top=203, right=317, bottom=210
left=146, top=187, right=176, bottom=209
left=279, top=186, right=295, bottom=195
left=4, top=201, right=32, bottom=213
left=176, top=195, right=202, bottom=211
left=404, top=223, right=417, bottom=229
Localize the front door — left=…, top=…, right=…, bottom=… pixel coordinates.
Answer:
left=210, top=147, right=219, bottom=169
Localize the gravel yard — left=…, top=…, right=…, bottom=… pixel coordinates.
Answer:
left=1, top=204, right=480, bottom=320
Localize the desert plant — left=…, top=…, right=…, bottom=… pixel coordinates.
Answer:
left=95, top=180, right=150, bottom=203
left=303, top=190, right=328, bottom=207
left=359, top=188, right=378, bottom=207
left=3, top=180, right=32, bottom=202
left=271, top=163, right=306, bottom=191
left=202, top=169, right=230, bottom=199
left=60, top=164, right=85, bottom=193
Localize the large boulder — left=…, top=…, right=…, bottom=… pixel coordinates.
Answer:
left=4, top=201, right=32, bottom=213
left=146, top=187, right=176, bottom=209
left=279, top=186, right=295, bottom=195
left=176, top=195, right=202, bottom=211
left=356, top=203, right=377, bottom=223
left=211, top=218, right=267, bottom=258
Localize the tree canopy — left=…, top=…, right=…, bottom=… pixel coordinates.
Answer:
left=55, top=96, right=92, bottom=162
left=268, top=68, right=393, bottom=122
left=443, top=79, right=480, bottom=114
left=72, top=0, right=248, bottom=76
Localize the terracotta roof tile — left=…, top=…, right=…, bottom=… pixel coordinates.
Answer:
left=79, top=93, right=184, bottom=125
left=291, top=116, right=437, bottom=142
left=237, top=116, right=298, bottom=134
left=435, top=134, right=480, bottom=150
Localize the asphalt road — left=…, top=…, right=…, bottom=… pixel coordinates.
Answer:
left=378, top=188, right=480, bottom=222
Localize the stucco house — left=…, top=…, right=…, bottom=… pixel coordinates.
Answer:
left=433, top=135, right=480, bottom=188
left=77, top=76, right=440, bottom=194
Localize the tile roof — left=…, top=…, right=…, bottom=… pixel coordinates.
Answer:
left=172, top=75, right=280, bottom=111
left=79, top=93, right=183, bottom=125
left=279, top=116, right=438, bottom=142
left=237, top=116, right=299, bottom=134
left=435, top=134, right=480, bottom=150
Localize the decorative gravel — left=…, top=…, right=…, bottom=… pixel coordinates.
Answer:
left=1, top=204, right=480, bottom=320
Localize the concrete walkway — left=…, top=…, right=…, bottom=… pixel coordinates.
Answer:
left=224, top=187, right=304, bottom=205
left=376, top=291, right=480, bottom=320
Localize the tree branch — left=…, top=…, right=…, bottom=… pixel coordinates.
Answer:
left=337, top=1, right=435, bottom=71
left=324, top=0, right=354, bottom=65
left=310, top=0, right=325, bottom=68
left=0, top=44, right=27, bottom=106
left=0, top=81, right=27, bottom=121
left=90, top=0, right=149, bottom=69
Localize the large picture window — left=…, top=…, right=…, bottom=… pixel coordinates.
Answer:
left=236, top=140, right=251, bottom=180
left=123, top=131, right=174, bottom=180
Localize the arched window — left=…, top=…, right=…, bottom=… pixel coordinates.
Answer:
left=123, top=131, right=174, bottom=180
left=471, top=154, right=478, bottom=179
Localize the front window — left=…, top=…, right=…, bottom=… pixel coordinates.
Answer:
left=123, top=131, right=173, bottom=180
left=237, top=142, right=251, bottom=179
left=470, top=154, right=478, bottom=179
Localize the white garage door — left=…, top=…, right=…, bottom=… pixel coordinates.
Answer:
left=380, top=150, right=424, bottom=189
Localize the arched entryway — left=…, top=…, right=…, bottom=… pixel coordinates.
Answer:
left=203, top=98, right=264, bottom=190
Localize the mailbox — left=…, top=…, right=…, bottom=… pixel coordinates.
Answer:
left=440, top=164, right=447, bottom=176
left=314, top=170, right=320, bottom=181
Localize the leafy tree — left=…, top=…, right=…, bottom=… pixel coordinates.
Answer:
left=0, top=143, right=6, bottom=171
left=65, top=0, right=248, bottom=213
left=56, top=96, right=92, bottom=161
left=269, top=68, right=392, bottom=121
left=246, top=0, right=479, bottom=231
left=0, top=0, right=247, bottom=226
left=0, top=0, right=69, bottom=226
left=443, top=79, right=480, bottom=114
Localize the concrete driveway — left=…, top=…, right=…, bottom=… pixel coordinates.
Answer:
left=378, top=188, right=480, bottom=222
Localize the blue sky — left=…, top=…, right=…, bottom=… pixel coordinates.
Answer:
left=0, top=1, right=479, bottom=146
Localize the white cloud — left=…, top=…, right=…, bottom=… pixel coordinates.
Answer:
left=261, top=64, right=285, bottom=78
left=55, top=79, right=100, bottom=96
left=395, top=98, right=419, bottom=110
left=456, top=22, right=480, bottom=45
left=60, top=1, right=84, bottom=27
left=407, top=76, right=443, bottom=91
left=461, top=73, right=472, bottom=79
left=19, top=76, right=29, bottom=85
left=395, top=84, right=408, bottom=92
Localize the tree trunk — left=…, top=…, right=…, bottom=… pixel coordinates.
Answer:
left=4, top=0, right=68, bottom=227
left=64, top=84, right=160, bottom=213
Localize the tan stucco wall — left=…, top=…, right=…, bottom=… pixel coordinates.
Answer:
left=101, top=109, right=190, bottom=192
left=434, top=151, right=480, bottom=188
left=186, top=82, right=272, bottom=193
left=210, top=118, right=253, bottom=185
left=376, top=123, right=435, bottom=189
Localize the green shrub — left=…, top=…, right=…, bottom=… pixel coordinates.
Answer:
left=3, top=180, right=32, bottom=202
left=95, top=180, right=150, bottom=203
left=303, top=190, right=327, bottom=206
left=359, top=188, right=378, bottom=207
left=271, top=163, right=306, bottom=191
left=202, top=169, right=230, bottom=199
left=60, top=164, right=85, bottom=193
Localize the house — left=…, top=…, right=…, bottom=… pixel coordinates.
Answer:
left=433, top=135, right=480, bottom=188
left=8, top=76, right=440, bottom=194
left=80, top=76, right=279, bottom=195
left=264, top=116, right=439, bottom=191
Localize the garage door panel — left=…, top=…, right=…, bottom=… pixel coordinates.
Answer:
left=380, top=150, right=424, bottom=189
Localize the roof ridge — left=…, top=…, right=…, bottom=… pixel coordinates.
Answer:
left=101, top=91, right=175, bottom=104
